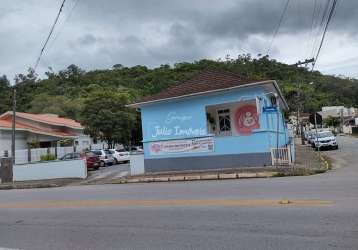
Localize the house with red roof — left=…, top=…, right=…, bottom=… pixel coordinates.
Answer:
left=0, top=111, right=90, bottom=152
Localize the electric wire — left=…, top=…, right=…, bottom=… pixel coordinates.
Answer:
left=312, top=0, right=338, bottom=71
left=48, top=0, right=80, bottom=52
left=34, top=0, right=67, bottom=71
left=311, top=0, right=331, bottom=59
left=266, top=0, right=290, bottom=56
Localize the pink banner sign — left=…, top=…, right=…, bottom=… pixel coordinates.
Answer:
left=149, top=137, right=214, bottom=155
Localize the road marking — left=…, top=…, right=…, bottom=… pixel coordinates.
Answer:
left=0, top=199, right=334, bottom=209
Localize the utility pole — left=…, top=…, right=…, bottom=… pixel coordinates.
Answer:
left=340, top=108, right=344, bottom=133
left=294, top=58, right=315, bottom=145
left=314, top=113, right=320, bottom=159
left=11, top=87, right=16, bottom=164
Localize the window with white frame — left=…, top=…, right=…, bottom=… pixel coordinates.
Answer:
left=217, top=109, right=231, bottom=133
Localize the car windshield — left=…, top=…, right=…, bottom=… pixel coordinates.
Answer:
left=92, top=151, right=102, bottom=155
left=86, top=152, right=96, bottom=157
left=317, top=132, right=333, bottom=138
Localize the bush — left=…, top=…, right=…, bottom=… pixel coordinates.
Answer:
left=40, top=154, right=56, bottom=161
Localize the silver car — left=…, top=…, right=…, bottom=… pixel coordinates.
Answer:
left=91, top=149, right=115, bottom=166
left=312, top=131, right=338, bottom=150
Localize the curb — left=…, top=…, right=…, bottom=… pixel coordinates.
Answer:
left=111, top=170, right=284, bottom=184
left=0, top=183, right=61, bottom=190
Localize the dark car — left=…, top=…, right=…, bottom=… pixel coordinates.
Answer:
left=60, top=152, right=101, bottom=170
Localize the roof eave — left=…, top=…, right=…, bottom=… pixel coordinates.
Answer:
left=0, top=126, right=78, bottom=139
left=0, top=111, right=83, bottom=130
left=127, top=80, right=289, bottom=110
left=272, top=80, right=289, bottom=110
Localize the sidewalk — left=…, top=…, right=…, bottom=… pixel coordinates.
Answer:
left=0, top=178, right=81, bottom=190
left=294, top=138, right=329, bottom=171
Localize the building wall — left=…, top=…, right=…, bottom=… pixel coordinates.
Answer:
left=13, top=159, right=87, bottom=181
left=0, top=130, right=28, bottom=152
left=140, top=86, right=289, bottom=172
left=321, top=106, right=357, bottom=118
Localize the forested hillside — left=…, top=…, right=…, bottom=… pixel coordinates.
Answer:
left=1, top=55, right=357, bottom=145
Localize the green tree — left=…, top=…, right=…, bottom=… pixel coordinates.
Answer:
left=14, top=68, right=38, bottom=111
left=0, top=75, right=11, bottom=113
left=80, top=89, right=136, bottom=148
left=29, top=94, right=83, bottom=120
left=324, top=116, right=341, bottom=128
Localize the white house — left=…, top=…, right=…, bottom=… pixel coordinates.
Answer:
left=0, top=111, right=91, bottom=153
left=321, top=106, right=357, bottom=119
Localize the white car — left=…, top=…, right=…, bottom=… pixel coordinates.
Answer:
left=107, top=149, right=130, bottom=164
left=312, top=131, right=338, bottom=150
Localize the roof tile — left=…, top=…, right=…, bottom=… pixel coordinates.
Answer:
left=135, top=69, right=262, bottom=104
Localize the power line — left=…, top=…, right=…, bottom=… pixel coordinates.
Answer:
left=266, top=0, right=290, bottom=56
left=312, top=0, right=338, bottom=71
left=310, top=0, right=331, bottom=59
left=34, top=0, right=67, bottom=71
left=48, top=0, right=80, bottom=52
left=307, top=0, right=317, bottom=58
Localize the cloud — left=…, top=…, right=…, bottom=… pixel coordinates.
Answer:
left=0, top=0, right=357, bottom=81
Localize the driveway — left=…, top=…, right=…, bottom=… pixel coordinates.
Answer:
left=82, top=162, right=130, bottom=184
left=0, top=135, right=357, bottom=250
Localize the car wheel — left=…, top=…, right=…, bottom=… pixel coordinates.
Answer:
left=94, top=166, right=100, bottom=170
left=335, top=145, right=339, bottom=150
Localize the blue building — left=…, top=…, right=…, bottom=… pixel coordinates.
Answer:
left=129, top=69, right=293, bottom=173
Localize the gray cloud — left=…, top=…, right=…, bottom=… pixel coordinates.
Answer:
left=0, top=0, right=357, bottom=81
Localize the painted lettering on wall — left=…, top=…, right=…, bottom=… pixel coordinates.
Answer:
left=150, top=111, right=205, bottom=138
left=164, top=112, right=192, bottom=124
left=151, top=125, right=206, bottom=138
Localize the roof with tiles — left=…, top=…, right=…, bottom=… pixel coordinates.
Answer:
left=129, top=69, right=269, bottom=106
left=0, top=117, right=78, bottom=138
left=0, top=112, right=82, bottom=129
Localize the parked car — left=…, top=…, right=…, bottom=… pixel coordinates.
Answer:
left=307, top=133, right=316, bottom=144
left=84, top=151, right=102, bottom=170
left=90, top=149, right=115, bottom=166
left=106, top=149, right=130, bottom=164
left=129, top=146, right=144, bottom=154
left=59, top=152, right=101, bottom=170
left=312, top=131, right=338, bottom=150
left=304, top=131, right=313, bottom=141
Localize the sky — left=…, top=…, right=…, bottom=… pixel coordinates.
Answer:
left=0, top=0, right=357, bottom=81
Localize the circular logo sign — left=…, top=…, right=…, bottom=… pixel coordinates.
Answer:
left=234, top=105, right=260, bottom=134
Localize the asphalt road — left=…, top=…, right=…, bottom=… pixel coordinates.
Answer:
left=0, top=136, right=357, bottom=250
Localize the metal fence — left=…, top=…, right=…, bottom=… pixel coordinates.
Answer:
left=271, top=147, right=293, bottom=166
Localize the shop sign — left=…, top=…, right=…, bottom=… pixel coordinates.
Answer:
left=234, top=102, right=260, bottom=134
left=263, top=106, right=278, bottom=113
left=149, top=137, right=214, bottom=155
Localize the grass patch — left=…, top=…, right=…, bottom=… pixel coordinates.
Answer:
left=321, top=155, right=333, bottom=170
